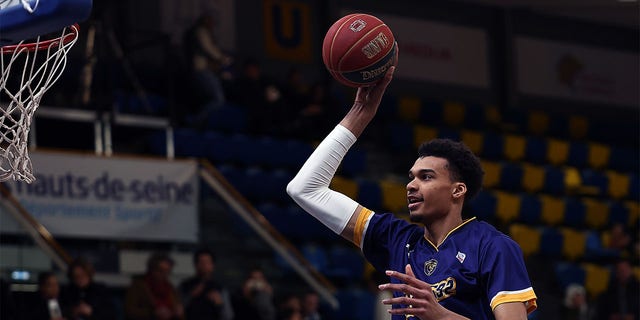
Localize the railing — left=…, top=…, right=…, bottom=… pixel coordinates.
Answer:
left=0, top=184, right=72, bottom=271
left=199, top=159, right=339, bottom=309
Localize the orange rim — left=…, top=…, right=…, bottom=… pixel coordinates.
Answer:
left=1, top=24, right=79, bottom=54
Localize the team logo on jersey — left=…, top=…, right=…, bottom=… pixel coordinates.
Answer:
left=456, top=251, right=466, bottom=263
left=424, top=259, right=438, bottom=276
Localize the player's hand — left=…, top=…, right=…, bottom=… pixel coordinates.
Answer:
left=379, top=264, right=466, bottom=320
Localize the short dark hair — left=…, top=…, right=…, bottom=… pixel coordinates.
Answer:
left=417, top=138, right=484, bottom=200
left=146, top=252, right=174, bottom=272
left=193, top=247, right=216, bottom=265
left=67, top=256, right=95, bottom=281
left=38, top=271, right=56, bottom=287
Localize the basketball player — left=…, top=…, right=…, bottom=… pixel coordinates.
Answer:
left=286, top=66, right=537, bottom=319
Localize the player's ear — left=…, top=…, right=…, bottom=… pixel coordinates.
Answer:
left=452, top=183, right=466, bottom=199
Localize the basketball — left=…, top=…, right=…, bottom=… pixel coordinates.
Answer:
left=322, top=13, right=397, bottom=88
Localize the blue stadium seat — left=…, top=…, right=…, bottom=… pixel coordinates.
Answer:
left=567, top=141, right=588, bottom=169
left=524, top=136, right=547, bottom=164
left=282, top=139, right=313, bottom=169
left=341, top=147, right=367, bottom=177
left=207, top=104, right=247, bottom=133
left=630, top=174, right=639, bottom=201
left=540, top=227, right=563, bottom=257
left=357, top=179, right=383, bottom=211
left=609, top=201, right=630, bottom=227
left=554, top=262, right=586, bottom=290
left=437, top=126, right=461, bottom=141
left=610, top=146, right=639, bottom=173
left=542, top=165, right=565, bottom=195
left=463, top=103, right=487, bottom=130
left=563, top=197, right=586, bottom=228
left=580, top=169, right=608, bottom=196
left=326, top=246, right=365, bottom=282
left=301, top=243, right=329, bottom=273
left=388, top=122, right=414, bottom=151
left=468, top=190, right=496, bottom=221
left=499, top=162, right=523, bottom=190
left=481, top=132, right=504, bottom=160
left=419, top=99, right=444, bottom=126
left=174, top=128, right=206, bottom=157
left=519, top=194, right=541, bottom=224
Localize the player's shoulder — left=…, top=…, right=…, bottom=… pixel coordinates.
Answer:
left=465, top=219, right=519, bottom=247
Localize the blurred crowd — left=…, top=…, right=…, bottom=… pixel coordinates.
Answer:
left=1, top=248, right=328, bottom=320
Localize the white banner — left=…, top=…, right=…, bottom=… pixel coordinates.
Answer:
left=371, top=13, right=490, bottom=88
left=2, top=151, right=199, bottom=242
left=516, top=36, right=639, bottom=108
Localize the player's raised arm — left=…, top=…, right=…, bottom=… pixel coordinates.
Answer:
left=286, top=66, right=395, bottom=245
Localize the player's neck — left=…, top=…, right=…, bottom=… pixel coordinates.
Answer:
left=423, top=213, right=463, bottom=247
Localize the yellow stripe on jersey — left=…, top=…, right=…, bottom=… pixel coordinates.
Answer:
left=353, top=207, right=374, bottom=248
left=490, top=287, right=538, bottom=314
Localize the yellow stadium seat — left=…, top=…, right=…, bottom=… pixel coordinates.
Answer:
left=481, top=160, right=501, bottom=189
left=509, top=224, right=541, bottom=257
left=461, top=130, right=484, bottom=155
left=568, top=115, right=589, bottom=140
left=522, top=163, right=545, bottom=193
left=587, top=143, right=611, bottom=170
left=547, top=139, right=569, bottom=166
left=443, top=101, right=466, bottom=127
left=398, top=96, right=422, bottom=122
left=413, top=125, right=438, bottom=150
left=495, top=191, right=521, bottom=224
left=540, top=195, right=565, bottom=226
left=528, top=111, right=550, bottom=136
left=504, top=134, right=527, bottom=162
left=582, top=263, right=610, bottom=299
left=634, top=266, right=640, bottom=282
left=606, top=171, right=630, bottom=200
left=625, top=201, right=639, bottom=227
left=560, top=228, right=587, bottom=261
left=583, top=198, right=610, bottom=229
left=485, top=105, right=502, bottom=127
left=330, top=175, right=359, bottom=200
left=564, top=167, right=583, bottom=192
left=379, top=179, right=408, bottom=213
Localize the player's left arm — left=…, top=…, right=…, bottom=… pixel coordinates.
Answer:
left=483, top=235, right=538, bottom=316
left=493, top=302, right=528, bottom=320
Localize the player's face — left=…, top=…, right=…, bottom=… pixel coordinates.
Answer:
left=406, top=156, right=457, bottom=223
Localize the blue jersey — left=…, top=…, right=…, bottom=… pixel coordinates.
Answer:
left=355, top=209, right=537, bottom=319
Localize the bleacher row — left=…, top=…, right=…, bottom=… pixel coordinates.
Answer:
left=381, top=95, right=638, bottom=150
left=552, top=261, right=640, bottom=301
left=387, top=122, right=638, bottom=174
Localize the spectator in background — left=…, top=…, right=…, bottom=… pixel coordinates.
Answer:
left=608, top=223, right=633, bottom=257
left=231, top=58, right=286, bottom=136
left=276, top=293, right=302, bottom=320
left=60, top=257, right=116, bottom=320
left=291, top=80, right=340, bottom=141
left=26, top=272, right=65, bottom=320
left=560, top=283, right=593, bottom=320
left=300, top=291, right=322, bottom=320
left=595, top=258, right=640, bottom=320
left=183, top=13, right=233, bottom=129
left=124, top=252, right=184, bottom=320
left=179, top=248, right=233, bottom=320
left=231, top=267, right=276, bottom=320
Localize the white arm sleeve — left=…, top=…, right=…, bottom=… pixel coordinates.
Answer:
left=286, top=125, right=361, bottom=234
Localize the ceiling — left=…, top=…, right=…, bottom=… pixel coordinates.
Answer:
left=457, top=0, right=639, bottom=28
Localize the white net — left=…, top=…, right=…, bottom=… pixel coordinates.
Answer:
left=0, top=25, right=79, bottom=183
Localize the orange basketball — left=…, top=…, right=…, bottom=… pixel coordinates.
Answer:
left=322, top=13, right=397, bottom=88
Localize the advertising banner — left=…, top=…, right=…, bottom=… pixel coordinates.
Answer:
left=2, top=151, right=199, bottom=243
left=372, top=13, right=490, bottom=88
left=516, top=36, right=639, bottom=108
left=264, top=0, right=313, bottom=62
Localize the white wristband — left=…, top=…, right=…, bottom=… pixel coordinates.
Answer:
left=286, top=125, right=360, bottom=234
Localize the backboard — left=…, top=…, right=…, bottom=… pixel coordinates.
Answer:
left=0, top=0, right=92, bottom=46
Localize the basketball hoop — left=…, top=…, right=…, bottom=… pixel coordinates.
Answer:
left=0, top=24, right=80, bottom=183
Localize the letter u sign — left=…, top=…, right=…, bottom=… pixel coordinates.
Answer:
left=264, top=0, right=312, bottom=62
